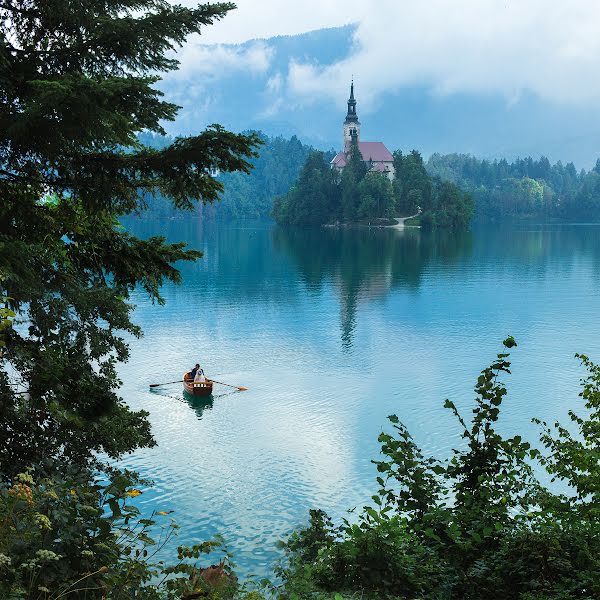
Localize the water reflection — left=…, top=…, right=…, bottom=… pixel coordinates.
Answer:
left=149, top=388, right=214, bottom=420
left=120, top=219, right=600, bottom=580
left=184, top=393, right=214, bottom=420
left=124, top=219, right=600, bottom=351
left=272, top=226, right=473, bottom=346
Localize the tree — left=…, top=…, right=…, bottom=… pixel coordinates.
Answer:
left=0, top=0, right=260, bottom=475
left=429, top=179, right=474, bottom=229
left=394, top=150, right=432, bottom=215
left=141, top=132, right=316, bottom=221
left=425, top=153, right=600, bottom=222
left=279, top=340, right=600, bottom=599
left=341, top=137, right=367, bottom=220
left=272, top=151, right=339, bottom=225
left=357, top=172, right=395, bottom=218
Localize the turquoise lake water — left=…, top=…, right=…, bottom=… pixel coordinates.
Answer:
left=119, top=220, right=600, bottom=577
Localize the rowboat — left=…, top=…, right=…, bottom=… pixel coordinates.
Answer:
left=183, top=374, right=213, bottom=397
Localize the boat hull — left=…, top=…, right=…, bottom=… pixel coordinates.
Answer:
left=183, top=377, right=213, bottom=397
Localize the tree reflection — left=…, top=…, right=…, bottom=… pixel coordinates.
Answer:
left=273, top=226, right=473, bottom=348
left=125, top=218, right=600, bottom=350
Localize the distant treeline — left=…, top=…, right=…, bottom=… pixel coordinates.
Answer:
left=427, top=154, right=600, bottom=221
left=272, top=144, right=474, bottom=229
left=137, top=131, right=314, bottom=219
left=137, top=132, right=600, bottom=223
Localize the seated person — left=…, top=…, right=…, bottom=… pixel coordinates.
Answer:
left=187, top=363, right=200, bottom=380
left=194, top=366, right=206, bottom=383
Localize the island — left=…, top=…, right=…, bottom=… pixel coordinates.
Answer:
left=272, top=83, right=474, bottom=229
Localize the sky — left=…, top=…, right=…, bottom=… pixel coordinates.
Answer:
left=159, top=1, right=600, bottom=165
left=180, top=0, right=600, bottom=111
left=195, top=0, right=361, bottom=44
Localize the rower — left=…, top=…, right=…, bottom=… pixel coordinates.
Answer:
left=187, top=363, right=200, bottom=380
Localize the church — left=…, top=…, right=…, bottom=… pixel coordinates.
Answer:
left=330, top=82, right=395, bottom=180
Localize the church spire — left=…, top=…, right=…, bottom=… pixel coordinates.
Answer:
left=345, top=79, right=358, bottom=124
left=342, top=79, right=360, bottom=150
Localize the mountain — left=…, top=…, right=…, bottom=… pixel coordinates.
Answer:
left=158, top=26, right=600, bottom=169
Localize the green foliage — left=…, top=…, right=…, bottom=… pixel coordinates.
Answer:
left=357, top=173, right=395, bottom=219
left=279, top=339, right=600, bottom=599
left=0, top=0, right=260, bottom=475
left=0, top=2, right=263, bottom=594
left=0, top=293, right=15, bottom=356
left=394, top=150, right=432, bottom=215
left=535, top=353, right=600, bottom=516
left=427, top=153, right=600, bottom=221
left=272, top=151, right=340, bottom=225
left=274, top=147, right=471, bottom=228
left=0, top=466, right=248, bottom=599
left=425, top=179, right=474, bottom=230
left=141, top=133, right=315, bottom=220
left=340, top=137, right=368, bottom=220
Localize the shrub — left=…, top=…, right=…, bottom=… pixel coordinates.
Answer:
left=279, top=338, right=600, bottom=599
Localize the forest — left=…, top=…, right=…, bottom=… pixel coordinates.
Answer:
left=139, top=132, right=314, bottom=220
left=141, top=132, right=600, bottom=225
left=427, top=153, right=600, bottom=221
left=5, top=1, right=600, bottom=598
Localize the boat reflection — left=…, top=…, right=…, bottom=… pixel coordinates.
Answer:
left=183, top=392, right=214, bottom=420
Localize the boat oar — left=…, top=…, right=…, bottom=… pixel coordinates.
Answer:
left=208, top=379, right=248, bottom=391
left=149, top=379, right=183, bottom=388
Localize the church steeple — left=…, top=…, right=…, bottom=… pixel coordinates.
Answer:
left=343, top=80, right=360, bottom=150
left=345, top=80, right=358, bottom=124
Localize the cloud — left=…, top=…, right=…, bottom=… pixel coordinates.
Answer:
left=282, top=0, right=600, bottom=110
left=166, top=41, right=273, bottom=82
left=160, top=0, right=600, bottom=155
left=186, top=0, right=363, bottom=44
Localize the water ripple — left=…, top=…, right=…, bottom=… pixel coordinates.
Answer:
left=119, top=220, right=600, bottom=577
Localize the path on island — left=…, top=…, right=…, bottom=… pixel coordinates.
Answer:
left=392, top=209, right=421, bottom=228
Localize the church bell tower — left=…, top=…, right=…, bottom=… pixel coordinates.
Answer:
left=343, top=80, right=360, bottom=151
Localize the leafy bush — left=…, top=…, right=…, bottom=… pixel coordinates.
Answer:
left=0, top=466, right=247, bottom=600
left=279, top=338, right=600, bottom=599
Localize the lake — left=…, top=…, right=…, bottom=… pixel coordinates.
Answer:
left=119, top=219, right=600, bottom=578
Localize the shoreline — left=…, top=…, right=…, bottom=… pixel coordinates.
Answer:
left=323, top=211, right=422, bottom=229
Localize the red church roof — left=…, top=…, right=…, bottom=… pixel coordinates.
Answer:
left=357, top=142, right=393, bottom=163
left=330, top=142, right=393, bottom=168
left=371, top=162, right=391, bottom=172
left=331, top=152, right=347, bottom=167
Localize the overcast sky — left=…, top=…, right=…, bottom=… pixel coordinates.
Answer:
left=196, top=0, right=360, bottom=45
left=174, top=0, right=600, bottom=111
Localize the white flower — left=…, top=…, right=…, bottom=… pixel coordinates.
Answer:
left=35, top=549, right=61, bottom=562
left=0, top=553, right=12, bottom=567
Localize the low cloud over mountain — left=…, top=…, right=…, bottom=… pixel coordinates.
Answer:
left=160, top=2, right=600, bottom=168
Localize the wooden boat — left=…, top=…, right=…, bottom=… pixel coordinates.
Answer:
left=183, top=373, right=213, bottom=397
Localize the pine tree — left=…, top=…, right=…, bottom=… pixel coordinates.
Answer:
left=0, top=0, right=260, bottom=474
left=341, top=136, right=366, bottom=220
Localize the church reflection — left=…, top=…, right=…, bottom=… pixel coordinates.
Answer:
left=273, top=225, right=473, bottom=348
left=125, top=218, right=600, bottom=351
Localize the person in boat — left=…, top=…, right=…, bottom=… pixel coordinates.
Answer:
left=186, top=363, right=201, bottom=381
left=194, top=365, right=206, bottom=383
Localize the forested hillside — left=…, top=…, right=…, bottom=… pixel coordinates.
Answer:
left=427, top=154, right=600, bottom=221
left=139, top=132, right=315, bottom=219
left=138, top=132, right=600, bottom=224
